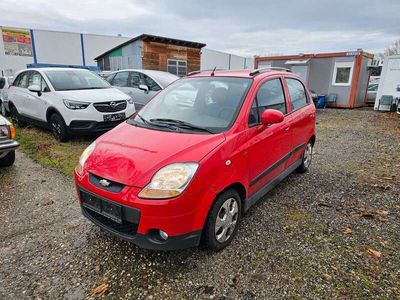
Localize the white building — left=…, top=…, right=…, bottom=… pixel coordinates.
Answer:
left=0, top=26, right=130, bottom=76
left=0, top=26, right=254, bottom=76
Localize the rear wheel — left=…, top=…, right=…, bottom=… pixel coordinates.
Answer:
left=297, top=141, right=313, bottom=173
left=202, top=189, right=241, bottom=251
left=9, top=106, right=26, bottom=127
left=49, top=113, right=69, bottom=142
left=0, top=151, right=15, bottom=167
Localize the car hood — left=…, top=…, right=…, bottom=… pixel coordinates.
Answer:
left=85, top=122, right=225, bottom=187
left=56, top=88, right=129, bottom=103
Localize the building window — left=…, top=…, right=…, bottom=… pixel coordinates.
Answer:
left=167, top=59, right=187, bottom=76
left=332, top=61, right=354, bottom=86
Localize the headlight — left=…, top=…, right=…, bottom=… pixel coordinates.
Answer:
left=127, top=97, right=134, bottom=104
left=63, top=99, right=90, bottom=110
left=75, top=141, right=96, bottom=176
left=0, top=125, right=10, bottom=138
left=138, top=163, right=199, bottom=199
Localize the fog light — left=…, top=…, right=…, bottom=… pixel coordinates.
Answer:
left=159, top=230, right=168, bottom=241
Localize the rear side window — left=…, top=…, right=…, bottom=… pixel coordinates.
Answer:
left=111, top=72, right=129, bottom=87
left=286, top=78, right=308, bottom=111
left=249, top=78, right=286, bottom=126
left=0, top=78, right=5, bottom=89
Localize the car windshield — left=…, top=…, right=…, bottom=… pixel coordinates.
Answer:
left=44, top=70, right=110, bottom=91
left=129, top=77, right=252, bottom=134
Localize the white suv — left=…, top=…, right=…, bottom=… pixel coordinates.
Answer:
left=7, top=68, right=135, bottom=141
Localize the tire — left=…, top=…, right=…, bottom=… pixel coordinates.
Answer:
left=0, top=151, right=15, bottom=167
left=49, top=113, right=70, bottom=142
left=9, top=105, right=26, bottom=127
left=296, top=140, right=313, bottom=173
left=202, top=189, right=242, bottom=251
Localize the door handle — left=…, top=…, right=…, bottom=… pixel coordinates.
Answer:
left=284, top=126, right=290, bottom=132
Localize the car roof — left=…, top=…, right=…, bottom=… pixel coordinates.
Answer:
left=110, top=69, right=179, bottom=87
left=18, top=68, right=91, bottom=73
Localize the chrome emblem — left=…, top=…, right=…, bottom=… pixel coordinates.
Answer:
left=109, top=101, right=118, bottom=109
left=99, top=179, right=111, bottom=187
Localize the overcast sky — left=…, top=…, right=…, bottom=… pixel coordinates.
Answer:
left=1, top=0, right=399, bottom=57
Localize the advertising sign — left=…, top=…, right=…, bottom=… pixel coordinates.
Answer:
left=2, top=27, right=33, bottom=57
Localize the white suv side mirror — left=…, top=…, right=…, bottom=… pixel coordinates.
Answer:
left=28, top=84, right=41, bottom=93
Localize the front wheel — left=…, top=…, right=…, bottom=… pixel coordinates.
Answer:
left=297, top=141, right=313, bottom=173
left=49, top=113, right=69, bottom=142
left=10, top=106, right=26, bottom=127
left=202, top=189, right=241, bottom=251
left=0, top=151, right=15, bottom=167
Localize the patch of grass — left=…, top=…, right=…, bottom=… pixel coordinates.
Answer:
left=15, top=125, right=91, bottom=176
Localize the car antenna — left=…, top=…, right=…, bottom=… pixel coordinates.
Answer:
left=210, top=66, right=217, bottom=76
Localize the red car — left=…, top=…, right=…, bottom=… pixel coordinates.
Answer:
left=74, top=68, right=316, bottom=251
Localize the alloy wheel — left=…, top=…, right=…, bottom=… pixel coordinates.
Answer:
left=303, top=143, right=313, bottom=169
left=215, top=197, right=239, bottom=243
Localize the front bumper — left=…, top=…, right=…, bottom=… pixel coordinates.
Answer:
left=0, top=139, right=19, bottom=152
left=77, top=186, right=204, bottom=250
left=68, top=120, right=126, bottom=134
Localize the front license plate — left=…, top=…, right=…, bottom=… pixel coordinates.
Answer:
left=103, top=112, right=125, bottom=122
left=81, top=192, right=122, bottom=224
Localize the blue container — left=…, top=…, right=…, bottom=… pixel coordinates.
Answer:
left=316, top=95, right=326, bottom=109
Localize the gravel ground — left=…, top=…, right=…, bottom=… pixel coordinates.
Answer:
left=0, top=108, right=399, bottom=299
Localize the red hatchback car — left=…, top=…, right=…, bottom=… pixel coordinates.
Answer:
left=74, top=68, right=316, bottom=251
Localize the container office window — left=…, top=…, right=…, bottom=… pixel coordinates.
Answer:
left=332, top=61, right=354, bottom=86
left=167, top=59, right=187, bottom=76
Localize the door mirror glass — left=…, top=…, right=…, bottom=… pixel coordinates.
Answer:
left=139, top=84, right=149, bottom=93
left=28, top=84, right=41, bottom=93
left=261, top=109, right=284, bottom=125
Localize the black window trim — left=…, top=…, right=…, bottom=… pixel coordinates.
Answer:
left=248, top=76, right=288, bottom=128
left=284, top=76, right=310, bottom=113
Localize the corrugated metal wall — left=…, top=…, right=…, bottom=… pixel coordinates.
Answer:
left=200, top=48, right=253, bottom=70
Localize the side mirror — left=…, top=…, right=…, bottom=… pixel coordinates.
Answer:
left=138, top=84, right=149, bottom=93
left=28, top=84, right=41, bottom=96
left=261, top=109, right=284, bottom=126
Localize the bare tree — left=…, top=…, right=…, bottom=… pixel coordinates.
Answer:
left=383, top=39, right=400, bottom=57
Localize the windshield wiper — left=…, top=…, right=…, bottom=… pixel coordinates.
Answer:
left=136, top=114, right=178, bottom=131
left=150, top=118, right=213, bottom=134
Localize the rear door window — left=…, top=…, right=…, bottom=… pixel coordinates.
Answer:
left=0, top=78, right=5, bottom=89
left=285, top=78, right=309, bottom=111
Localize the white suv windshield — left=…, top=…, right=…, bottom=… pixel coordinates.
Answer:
left=130, top=77, right=252, bottom=134
left=44, top=70, right=110, bottom=91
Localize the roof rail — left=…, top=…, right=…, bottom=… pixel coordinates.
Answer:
left=249, top=67, right=292, bottom=76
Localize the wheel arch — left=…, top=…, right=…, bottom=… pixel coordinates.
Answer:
left=46, top=107, right=63, bottom=123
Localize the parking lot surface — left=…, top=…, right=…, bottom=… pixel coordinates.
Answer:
left=0, top=109, right=399, bottom=299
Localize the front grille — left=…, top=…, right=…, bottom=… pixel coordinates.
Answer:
left=93, top=100, right=127, bottom=112
left=89, top=173, right=125, bottom=193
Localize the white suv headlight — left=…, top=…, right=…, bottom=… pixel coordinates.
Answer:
left=138, top=163, right=199, bottom=199
left=63, top=99, right=90, bottom=110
